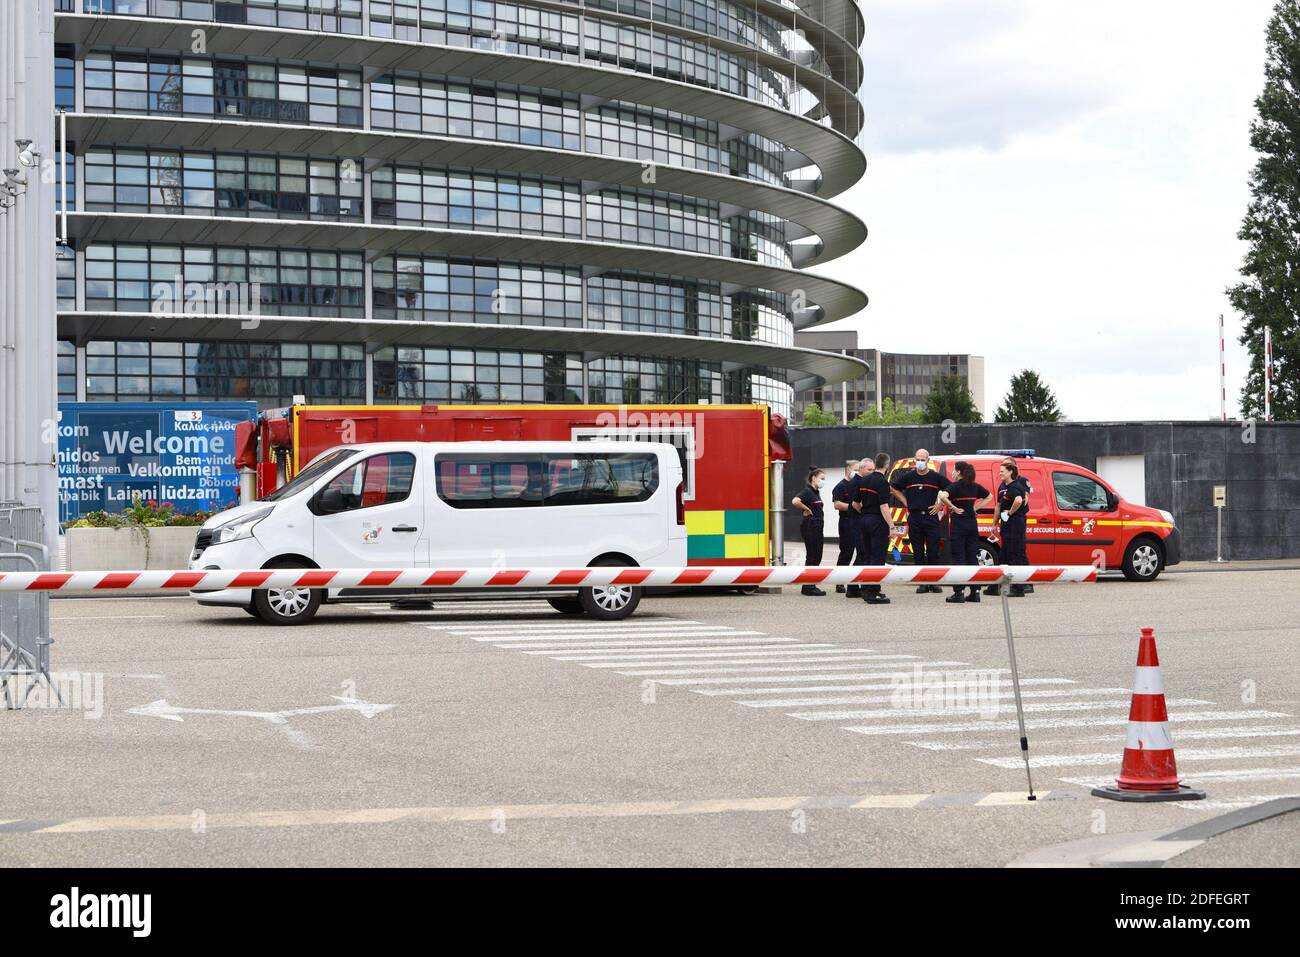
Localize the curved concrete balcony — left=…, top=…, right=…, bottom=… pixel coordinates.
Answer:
left=65, top=211, right=869, bottom=326
left=63, top=113, right=867, bottom=263
left=55, top=12, right=866, bottom=194
left=56, top=310, right=872, bottom=392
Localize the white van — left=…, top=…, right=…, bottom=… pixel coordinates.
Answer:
left=189, top=441, right=687, bottom=624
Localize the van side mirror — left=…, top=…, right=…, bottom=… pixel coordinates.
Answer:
left=315, top=487, right=346, bottom=515
left=1106, top=491, right=1119, bottom=511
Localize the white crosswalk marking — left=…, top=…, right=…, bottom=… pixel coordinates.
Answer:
left=697, top=674, right=1071, bottom=695
left=790, top=698, right=1213, bottom=722
left=586, top=654, right=928, bottom=670
left=738, top=687, right=1132, bottom=709
left=979, top=744, right=1300, bottom=770
left=616, top=661, right=931, bottom=676
left=497, top=637, right=801, bottom=650
left=412, top=602, right=1298, bottom=814
left=1061, top=766, right=1300, bottom=788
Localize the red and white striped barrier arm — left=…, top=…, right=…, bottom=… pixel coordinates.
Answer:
left=0, top=565, right=1098, bottom=592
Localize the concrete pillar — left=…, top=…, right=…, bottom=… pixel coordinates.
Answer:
left=0, top=0, right=58, bottom=554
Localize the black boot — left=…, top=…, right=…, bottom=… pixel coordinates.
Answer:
left=801, top=584, right=826, bottom=597
left=835, top=584, right=845, bottom=594
left=915, top=585, right=929, bottom=594
left=945, top=591, right=967, bottom=604
left=985, top=585, right=1001, bottom=596
left=864, top=592, right=891, bottom=605
left=1008, top=585, right=1026, bottom=597
left=965, top=590, right=981, bottom=603
left=929, top=585, right=944, bottom=594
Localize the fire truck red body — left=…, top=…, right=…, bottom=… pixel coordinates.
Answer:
left=235, top=404, right=791, bottom=567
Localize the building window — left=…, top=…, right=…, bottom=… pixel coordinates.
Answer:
left=372, top=347, right=581, bottom=404
left=370, top=74, right=580, bottom=149
left=84, top=243, right=364, bottom=318
left=83, top=147, right=363, bottom=220
left=371, top=165, right=581, bottom=236
left=83, top=52, right=363, bottom=128
left=83, top=339, right=364, bottom=406
left=371, top=256, right=583, bottom=326
left=57, top=340, right=77, bottom=401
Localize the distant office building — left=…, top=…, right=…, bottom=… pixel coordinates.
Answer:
left=793, top=330, right=985, bottom=422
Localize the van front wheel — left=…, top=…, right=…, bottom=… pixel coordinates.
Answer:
left=579, top=560, right=641, bottom=620
left=1122, top=537, right=1164, bottom=582
left=252, top=564, right=324, bottom=625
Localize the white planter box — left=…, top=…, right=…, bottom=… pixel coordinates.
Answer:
left=65, top=526, right=198, bottom=571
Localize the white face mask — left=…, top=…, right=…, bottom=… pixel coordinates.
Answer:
left=915, top=460, right=929, bottom=472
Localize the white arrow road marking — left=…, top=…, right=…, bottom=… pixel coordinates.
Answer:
left=127, top=696, right=394, bottom=724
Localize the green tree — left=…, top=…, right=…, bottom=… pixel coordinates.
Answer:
left=799, top=402, right=839, bottom=426
left=849, top=398, right=924, bottom=426
left=994, top=369, right=1063, bottom=423
left=921, top=375, right=980, bottom=424
left=1228, top=0, right=1300, bottom=420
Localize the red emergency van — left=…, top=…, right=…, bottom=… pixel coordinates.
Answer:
left=234, top=403, right=791, bottom=567
left=885, top=450, right=1180, bottom=581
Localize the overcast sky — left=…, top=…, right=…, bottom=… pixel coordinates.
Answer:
left=819, top=0, right=1277, bottom=420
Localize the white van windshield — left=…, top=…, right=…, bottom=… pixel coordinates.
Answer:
left=264, top=448, right=358, bottom=502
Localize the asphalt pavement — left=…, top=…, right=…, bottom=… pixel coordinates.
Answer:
left=1, top=563, right=1296, bottom=867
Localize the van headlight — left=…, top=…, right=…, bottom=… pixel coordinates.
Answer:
left=1158, top=509, right=1174, bottom=525
left=210, top=506, right=273, bottom=545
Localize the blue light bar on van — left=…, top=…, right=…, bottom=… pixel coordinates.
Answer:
left=976, top=449, right=1036, bottom=457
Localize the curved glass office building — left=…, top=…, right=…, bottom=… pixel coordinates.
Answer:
left=53, top=0, right=868, bottom=415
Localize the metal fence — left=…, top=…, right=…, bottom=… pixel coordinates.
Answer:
left=0, top=504, right=57, bottom=708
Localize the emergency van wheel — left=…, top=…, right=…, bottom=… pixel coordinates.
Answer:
left=1122, top=537, right=1164, bottom=582
left=547, top=597, right=586, bottom=616
left=252, top=562, right=324, bottom=625
left=579, top=559, right=641, bottom=620
left=975, top=542, right=999, bottom=566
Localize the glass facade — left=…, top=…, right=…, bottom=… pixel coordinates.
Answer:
left=82, top=339, right=366, bottom=405
left=54, top=1, right=867, bottom=418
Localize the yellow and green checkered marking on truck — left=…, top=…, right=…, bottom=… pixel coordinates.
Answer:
left=685, top=509, right=767, bottom=560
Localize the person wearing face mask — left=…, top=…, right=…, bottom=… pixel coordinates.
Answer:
left=890, top=448, right=947, bottom=594
left=934, top=461, right=992, bottom=603
left=792, top=467, right=828, bottom=596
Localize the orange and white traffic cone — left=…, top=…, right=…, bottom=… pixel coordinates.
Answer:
left=1092, top=627, right=1206, bottom=802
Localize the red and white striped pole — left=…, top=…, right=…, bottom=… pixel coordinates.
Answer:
left=1219, top=313, right=1227, bottom=422
left=0, top=565, right=1101, bottom=593
left=1264, top=325, right=1273, bottom=422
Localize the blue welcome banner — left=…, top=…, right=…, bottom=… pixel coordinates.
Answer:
left=57, top=402, right=257, bottom=522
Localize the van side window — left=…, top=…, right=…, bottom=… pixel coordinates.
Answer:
left=1053, top=471, right=1110, bottom=511
left=545, top=454, right=658, bottom=505
left=320, top=452, right=415, bottom=512
left=435, top=453, right=658, bottom=508
left=436, top=455, right=545, bottom=508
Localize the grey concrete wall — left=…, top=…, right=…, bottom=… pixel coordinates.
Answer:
left=784, top=422, right=1300, bottom=562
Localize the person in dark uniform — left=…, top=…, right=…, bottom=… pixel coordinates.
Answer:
left=934, top=461, right=992, bottom=603
left=996, top=460, right=1031, bottom=597
left=853, top=453, right=894, bottom=605
left=792, top=467, right=827, bottom=596
left=890, top=448, right=947, bottom=594
left=831, top=460, right=861, bottom=596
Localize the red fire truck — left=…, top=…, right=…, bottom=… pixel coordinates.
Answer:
left=234, top=403, right=791, bottom=567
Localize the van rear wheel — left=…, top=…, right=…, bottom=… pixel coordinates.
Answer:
left=252, top=562, right=324, bottom=625
left=579, top=559, right=641, bottom=621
